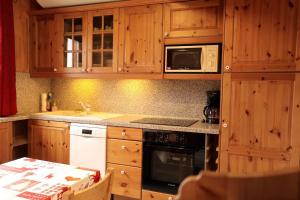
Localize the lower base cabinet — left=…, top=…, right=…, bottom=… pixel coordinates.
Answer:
left=0, top=122, right=12, bottom=164
left=142, top=190, right=176, bottom=200
left=107, top=163, right=142, bottom=199
left=28, top=120, right=70, bottom=164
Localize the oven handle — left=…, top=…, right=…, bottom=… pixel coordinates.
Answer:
left=143, top=143, right=195, bottom=152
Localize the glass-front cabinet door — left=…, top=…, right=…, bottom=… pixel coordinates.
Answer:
left=87, top=9, right=118, bottom=73
left=60, top=13, right=87, bottom=72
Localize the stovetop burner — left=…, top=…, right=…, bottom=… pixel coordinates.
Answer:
left=131, top=117, right=198, bottom=127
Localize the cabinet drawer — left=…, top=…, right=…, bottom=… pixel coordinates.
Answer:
left=30, top=120, right=69, bottom=128
left=107, top=163, right=141, bottom=199
left=107, top=126, right=142, bottom=141
left=142, top=190, right=176, bottom=200
left=107, top=139, right=142, bottom=167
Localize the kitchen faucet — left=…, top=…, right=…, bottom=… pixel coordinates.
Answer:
left=78, top=101, right=91, bottom=113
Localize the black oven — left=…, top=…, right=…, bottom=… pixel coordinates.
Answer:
left=142, top=130, right=205, bottom=194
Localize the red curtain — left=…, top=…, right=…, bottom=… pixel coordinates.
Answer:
left=0, top=0, right=17, bottom=116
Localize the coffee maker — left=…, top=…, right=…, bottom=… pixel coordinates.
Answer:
left=203, top=91, right=220, bottom=124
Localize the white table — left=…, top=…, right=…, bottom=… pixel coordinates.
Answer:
left=0, top=158, right=100, bottom=200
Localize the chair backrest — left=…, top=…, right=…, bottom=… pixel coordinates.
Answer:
left=62, top=168, right=114, bottom=200
left=175, top=168, right=300, bottom=200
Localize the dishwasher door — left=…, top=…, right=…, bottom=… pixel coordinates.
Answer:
left=70, top=123, right=107, bottom=175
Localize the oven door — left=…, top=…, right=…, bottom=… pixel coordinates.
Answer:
left=142, top=144, right=204, bottom=194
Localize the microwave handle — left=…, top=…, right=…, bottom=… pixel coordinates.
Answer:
left=201, top=50, right=204, bottom=67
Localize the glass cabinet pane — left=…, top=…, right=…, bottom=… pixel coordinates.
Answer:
left=64, top=52, right=73, bottom=68
left=93, top=34, right=102, bottom=50
left=92, top=52, right=102, bottom=66
left=74, top=36, right=82, bottom=51
left=74, top=53, right=82, bottom=67
left=64, top=36, right=73, bottom=51
left=64, top=19, right=72, bottom=33
left=93, top=16, right=102, bottom=32
left=104, top=34, right=113, bottom=49
left=104, top=15, right=113, bottom=31
left=74, top=18, right=82, bottom=32
left=103, top=52, right=112, bottom=67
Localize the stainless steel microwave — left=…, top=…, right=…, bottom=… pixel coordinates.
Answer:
left=165, top=44, right=221, bottom=73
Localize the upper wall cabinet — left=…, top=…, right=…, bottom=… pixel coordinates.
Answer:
left=30, top=14, right=57, bottom=73
left=87, top=9, right=119, bottom=73
left=224, top=0, right=299, bottom=72
left=118, top=5, right=163, bottom=74
left=56, top=12, right=88, bottom=73
left=164, top=0, right=223, bottom=41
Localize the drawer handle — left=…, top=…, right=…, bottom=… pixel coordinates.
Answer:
left=120, top=170, right=126, bottom=175
left=121, top=131, right=126, bottom=137
left=121, top=145, right=127, bottom=150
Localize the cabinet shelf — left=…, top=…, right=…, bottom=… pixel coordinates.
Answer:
left=13, top=136, right=28, bottom=147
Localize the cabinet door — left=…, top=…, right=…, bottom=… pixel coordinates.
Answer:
left=223, top=0, right=299, bottom=72
left=13, top=0, right=30, bottom=72
left=220, top=73, right=300, bottom=174
left=118, top=5, right=163, bottom=73
left=28, top=120, right=70, bottom=164
left=0, top=123, right=12, bottom=164
left=57, top=13, right=87, bottom=73
left=164, top=0, right=223, bottom=39
left=30, top=15, right=56, bottom=73
left=87, top=9, right=118, bottom=73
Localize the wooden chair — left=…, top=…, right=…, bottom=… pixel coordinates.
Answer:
left=62, top=168, right=114, bottom=200
left=176, top=168, right=300, bottom=200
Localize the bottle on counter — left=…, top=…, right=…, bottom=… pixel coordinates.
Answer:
left=47, top=92, right=53, bottom=111
left=40, top=93, right=47, bottom=112
left=52, top=101, right=58, bottom=111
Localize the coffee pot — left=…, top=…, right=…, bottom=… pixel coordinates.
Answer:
left=203, top=91, right=220, bottom=124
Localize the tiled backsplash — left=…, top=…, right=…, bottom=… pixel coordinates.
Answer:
left=16, top=73, right=51, bottom=114
left=51, top=79, right=220, bottom=119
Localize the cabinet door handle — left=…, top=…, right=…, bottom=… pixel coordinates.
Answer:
left=53, top=68, right=57, bottom=72
left=121, top=145, right=126, bottom=150
left=224, top=65, right=231, bottom=71
left=120, top=170, right=126, bottom=175
left=121, top=131, right=126, bottom=137
left=168, top=197, right=173, bottom=200
left=222, top=123, right=228, bottom=128
left=81, top=68, right=86, bottom=72
left=118, top=67, right=122, bottom=72
left=164, top=32, right=170, bottom=37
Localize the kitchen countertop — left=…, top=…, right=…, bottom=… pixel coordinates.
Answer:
left=1, top=111, right=219, bottom=134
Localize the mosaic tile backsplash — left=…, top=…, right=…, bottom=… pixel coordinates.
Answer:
left=16, top=73, right=51, bottom=114
left=51, top=79, right=221, bottom=119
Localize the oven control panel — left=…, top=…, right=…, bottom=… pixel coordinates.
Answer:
left=143, top=130, right=204, bottom=147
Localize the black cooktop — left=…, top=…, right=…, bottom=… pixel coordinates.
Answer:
left=131, top=117, right=198, bottom=127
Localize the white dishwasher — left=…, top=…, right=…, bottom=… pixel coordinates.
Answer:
left=70, top=123, right=106, bottom=175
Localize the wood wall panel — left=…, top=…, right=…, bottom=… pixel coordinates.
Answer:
left=224, top=0, right=299, bottom=72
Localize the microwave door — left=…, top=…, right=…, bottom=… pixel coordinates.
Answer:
left=165, top=47, right=202, bottom=72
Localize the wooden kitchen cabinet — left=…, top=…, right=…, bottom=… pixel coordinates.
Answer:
left=219, top=73, right=300, bottom=174
left=0, top=123, right=13, bottom=164
left=30, top=14, right=57, bottom=73
left=142, top=190, right=176, bottom=200
left=164, top=0, right=223, bottom=42
left=107, top=163, right=142, bottom=199
left=28, top=120, right=70, bottom=164
left=87, top=9, right=119, bottom=73
left=118, top=4, right=163, bottom=74
left=13, top=0, right=30, bottom=72
left=223, top=0, right=299, bottom=72
left=56, top=12, right=88, bottom=73
left=107, top=126, right=142, bottom=199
